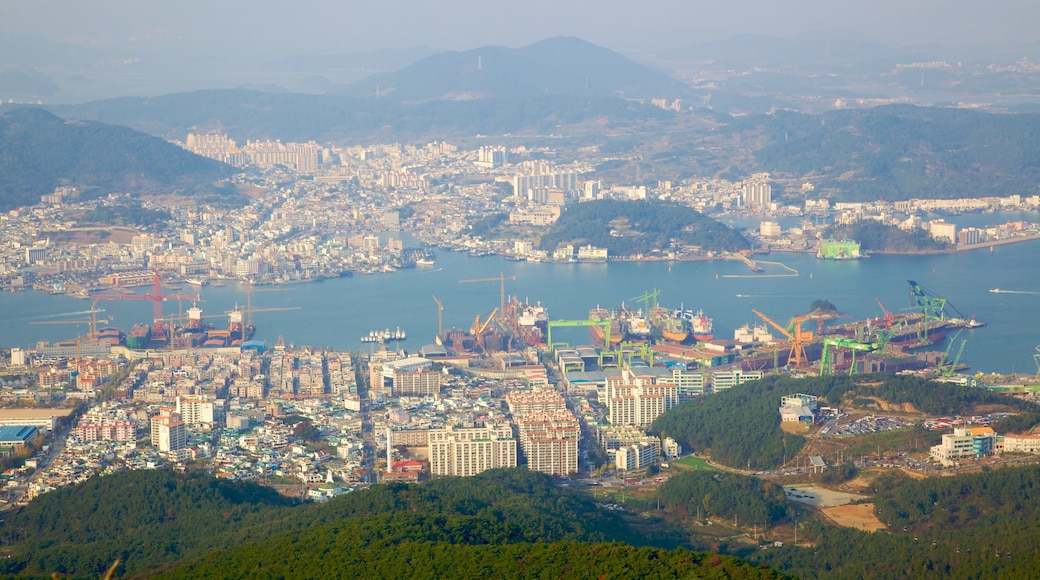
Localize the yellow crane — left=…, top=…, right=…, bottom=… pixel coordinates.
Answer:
left=459, top=273, right=516, bottom=315
left=470, top=307, right=498, bottom=352
left=752, top=309, right=814, bottom=369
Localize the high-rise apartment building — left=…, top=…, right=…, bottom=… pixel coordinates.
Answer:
left=428, top=424, right=517, bottom=477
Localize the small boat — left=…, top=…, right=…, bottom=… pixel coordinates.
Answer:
left=185, top=278, right=207, bottom=287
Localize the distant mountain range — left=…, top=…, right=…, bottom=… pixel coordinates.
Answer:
left=339, top=36, right=689, bottom=102
left=0, top=108, right=235, bottom=212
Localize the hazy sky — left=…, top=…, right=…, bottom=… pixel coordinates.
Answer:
left=4, top=0, right=1039, bottom=59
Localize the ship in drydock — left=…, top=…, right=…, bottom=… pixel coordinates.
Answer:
left=649, top=306, right=690, bottom=343
left=588, top=306, right=624, bottom=346
left=675, top=306, right=714, bottom=342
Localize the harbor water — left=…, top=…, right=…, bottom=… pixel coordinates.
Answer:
left=3, top=238, right=1040, bottom=375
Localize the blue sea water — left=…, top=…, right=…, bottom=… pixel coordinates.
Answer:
left=2, top=238, right=1039, bottom=374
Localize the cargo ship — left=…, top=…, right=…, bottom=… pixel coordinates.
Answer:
left=649, top=306, right=689, bottom=343
left=676, top=306, right=714, bottom=342
left=589, top=306, right=623, bottom=346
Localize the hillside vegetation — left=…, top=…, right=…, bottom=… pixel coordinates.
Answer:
left=752, top=465, right=1040, bottom=579
left=0, top=108, right=235, bottom=212
left=539, top=199, right=750, bottom=255
left=746, top=105, right=1040, bottom=202
left=0, top=467, right=785, bottom=579
left=651, top=374, right=1040, bottom=470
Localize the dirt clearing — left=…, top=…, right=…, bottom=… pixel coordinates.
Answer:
left=821, top=503, right=886, bottom=532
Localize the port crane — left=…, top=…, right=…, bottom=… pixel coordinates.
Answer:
left=753, top=309, right=814, bottom=369
left=875, top=298, right=895, bottom=330
left=92, top=271, right=199, bottom=340
left=546, top=319, right=612, bottom=352
left=432, top=295, right=444, bottom=342
left=627, top=289, right=661, bottom=312
left=29, top=303, right=110, bottom=339
left=470, top=308, right=498, bottom=352
left=459, top=273, right=516, bottom=315
left=937, top=330, right=968, bottom=377
left=1034, top=345, right=1040, bottom=378
left=819, top=337, right=876, bottom=376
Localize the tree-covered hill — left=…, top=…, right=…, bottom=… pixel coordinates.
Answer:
left=752, top=465, right=1040, bottom=579
left=651, top=374, right=1040, bottom=470
left=0, top=107, right=236, bottom=212
left=0, top=469, right=299, bottom=577
left=826, top=220, right=950, bottom=253
left=539, top=199, right=750, bottom=255
left=744, top=105, right=1040, bottom=202
left=162, top=539, right=789, bottom=580
left=0, top=467, right=784, bottom=578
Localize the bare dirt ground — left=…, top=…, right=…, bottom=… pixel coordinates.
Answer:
left=821, top=503, right=887, bottom=532
left=784, top=485, right=867, bottom=507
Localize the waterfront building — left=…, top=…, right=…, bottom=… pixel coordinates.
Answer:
left=742, top=175, right=772, bottom=208
left=929, top=220, right=957, bottom=243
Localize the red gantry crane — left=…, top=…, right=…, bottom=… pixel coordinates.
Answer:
left=753, top=309, right=814, bottom=369
left=92, top=271, right=200, bottom=342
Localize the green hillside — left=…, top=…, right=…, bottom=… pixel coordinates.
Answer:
left=0, top=107, right=235, bottom=211
left=0, top=467, right=784, bottom=578
left=538, top=199, right=750, bottom=255
left=651, top=374, right=1040, bottom=470
left=752, top=465, right=1040, bottom=579
left=745, top=105, right=1040, bottom=202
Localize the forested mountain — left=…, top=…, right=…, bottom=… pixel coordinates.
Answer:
left=538, top=199, right=750, bottom=255
left=0, top=467, right=782, bottom=579
left=341, top=37, right=690, bottom=102
left=743, top=105, right=1040, bottom=202
left=753, top=465, right=1040, bottom=579
left=0, top=108, right=235, bottom=212
left=826, top=221, right=950, bottom=253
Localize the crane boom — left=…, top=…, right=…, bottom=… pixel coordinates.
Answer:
left=459, top=273, right=516, bottom=314
left=752, top=309, right=794, bottom=341
left=753, top=309, right=812, bottom=368
left=432, top=295, right=444, bottom=340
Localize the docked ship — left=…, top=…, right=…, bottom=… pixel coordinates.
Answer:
left=676, top=306, right=714, bottom=342
left=887, top=320, right=949, bottom=348
left=361, top=327, right=407, bottom=343
left=184, top=277, right=207, bottom=287
left=623, top=309, right=653, bottom=339
left=733, top=323, right=774, bottom=344
left=589, top=306, right=624, bottom=346
left=649, top=306, right=689, bottom=343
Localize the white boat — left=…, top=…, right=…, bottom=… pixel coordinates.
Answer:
left=185, top=278, right=207, bottom=287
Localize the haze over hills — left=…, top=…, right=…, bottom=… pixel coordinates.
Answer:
left=340, top=36, right=690, bottom=102
left=0, top=108, right=236, bottom=212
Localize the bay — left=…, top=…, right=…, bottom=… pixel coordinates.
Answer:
left=2, top=240, right=1039, bottom=375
